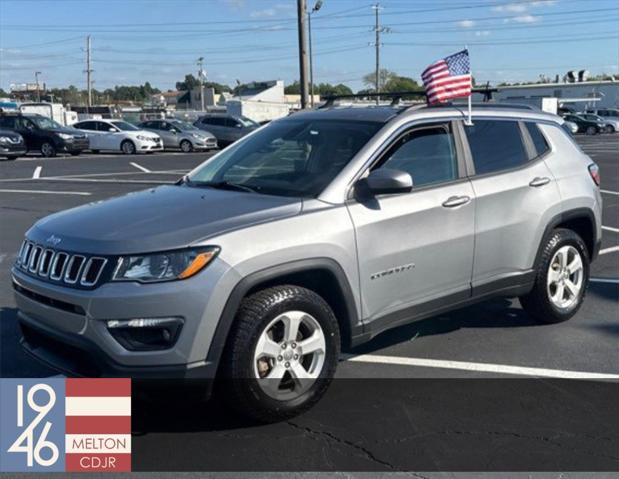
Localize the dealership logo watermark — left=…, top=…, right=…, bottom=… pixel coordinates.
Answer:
left=0, top=378, right=131, bottom=472
left=45, top=235, right=62, bottom=246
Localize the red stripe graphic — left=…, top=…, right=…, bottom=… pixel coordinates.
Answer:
left=66, top=378, right=131, bottom=397
left=66, top=416, right=131, bottom=434
left=66, top=453, right=131, bottom=472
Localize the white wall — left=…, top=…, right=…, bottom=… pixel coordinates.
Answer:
left=227, top=99, right=289, bottom=122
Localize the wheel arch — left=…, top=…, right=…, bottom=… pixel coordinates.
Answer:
left=535, top=208, right=598, bottom=268
left=206, top=258, right=360, bottom=376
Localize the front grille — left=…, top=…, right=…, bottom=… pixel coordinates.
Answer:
left=15, top=240, right=108, bottom=288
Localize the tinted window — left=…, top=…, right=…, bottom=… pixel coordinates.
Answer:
left=0, top=116, right=17, bottom=128
left=524, top=122, right=550, bottom=158
left=76, top=121, right=97, bottom=130
left=188, top=119, right=381, bottom=198
left=466, top=120, right=528, bottom=175
left=379, top=125, right=458, bottom=187
left=202, top=117, right=226, bottom=126
left=97, top=122, right=115, bottom=132
left=225, top=118, right=241, bottom=128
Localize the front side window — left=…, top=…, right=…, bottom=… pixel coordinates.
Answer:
left=524, top=122, right=550, bottom=158
left=76, top=121, right=97, bottom=131
left=187, top=119, right=381, bottom=198
left=110, top=121, right=138, bottom=131
left=377, top=124, right=458, bottom=188
left=28, top=116, right=62, bottom=130
left=466, top=120, right=528, bottom=175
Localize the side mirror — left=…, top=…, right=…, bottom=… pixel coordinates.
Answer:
left=359, top=168, right=413, bottom=195
left=108, top=127, right=116, bottom=132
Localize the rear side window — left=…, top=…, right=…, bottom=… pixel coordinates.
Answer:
left=466, top=120, right=528, bottom=175
left=524, top=122, right=550, bottom=158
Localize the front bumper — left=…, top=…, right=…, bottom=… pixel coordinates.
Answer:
left=193, top=138, right=218, bottom=150
left=60, top=139, right=90, bottom=152
left=136, top=138, right=164, bottom=152
left=0, top=145, right=27, bottom=156
left=12, top=261, right=234, bottom=378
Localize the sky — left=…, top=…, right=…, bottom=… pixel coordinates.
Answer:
left=0, top=0, right=618, bottom=93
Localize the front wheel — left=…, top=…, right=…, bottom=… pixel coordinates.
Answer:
left=121, top=140, right=136, bottom=155
left=222, top=285, right=340, bottom=422
left=40, top=142, right=56, bottom=157
left=520, top=228, right=589, bottom=324
left=180, top=139, right=193, bottom=153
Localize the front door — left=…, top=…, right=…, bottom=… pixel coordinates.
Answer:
left=347, top=121, right=476, bottom=325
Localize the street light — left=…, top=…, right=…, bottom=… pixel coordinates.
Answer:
left=307, top=0, right=323, bottom=108
left=34, top=71, right=42, bottom=102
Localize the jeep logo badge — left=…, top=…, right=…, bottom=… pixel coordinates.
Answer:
left=46, top=234, right=62, bottom=246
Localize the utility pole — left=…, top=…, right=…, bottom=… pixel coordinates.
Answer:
left=372, top=3, right=381, bottom=105
left=307, top=0, right=323, bottom=108
left=197, top=56, right=206, bottom=111
left=34, top=71, right=41, bottom=102
left=297, top=0, right=309, bottom=109
left=84, top=35, right=93, bottom=111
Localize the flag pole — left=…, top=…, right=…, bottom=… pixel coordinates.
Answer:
left=465, top=46, right=473, bottom=126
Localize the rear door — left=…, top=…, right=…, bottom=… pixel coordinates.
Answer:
left=463, top=118, right=562, bottom=292
left=347, top=121, right=476, bottom=325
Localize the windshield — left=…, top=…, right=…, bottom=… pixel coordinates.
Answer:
left=186, top=119, right=381, bottom=198
left=29, top=116, right=63, bottom=130
left=171, top=120, right=198, bottom=131
left=110, top=121, right=139, bottom=131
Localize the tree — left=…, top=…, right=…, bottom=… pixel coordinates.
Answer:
left=175, top=74, right=201, bottom=91
left=383, top=75, right=421, bottom=93
left=284, top=81, right=353, bottom=96
left=362, top=69, right=396, bottom=91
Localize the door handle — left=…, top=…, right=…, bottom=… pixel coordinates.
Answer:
left=442, top=195, right=471, bottom=208
left=529, top=177, right=551, bottom=187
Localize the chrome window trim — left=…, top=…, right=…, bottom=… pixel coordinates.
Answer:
left=64, top=255, right=86, bottom=284
left=80, top=257, right=107, bottom=287
left=49, top=252, right=69, bottom=281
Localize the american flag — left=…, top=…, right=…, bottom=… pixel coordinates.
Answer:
left=422, top=49, right=472, bottom=105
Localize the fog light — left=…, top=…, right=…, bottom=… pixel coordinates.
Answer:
left=107, top=317, right=183, bottom=351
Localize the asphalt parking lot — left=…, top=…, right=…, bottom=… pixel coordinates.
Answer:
left=0, top=136, right=618, bottom=470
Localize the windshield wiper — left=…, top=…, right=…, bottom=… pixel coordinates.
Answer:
left=183, top=179, right=259, bottom=193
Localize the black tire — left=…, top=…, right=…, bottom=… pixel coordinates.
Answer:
left=585, top=126, right=597, bottom=136
left=519, top=228, right=589, bottom=324
left=180, top=140, right=193, bottom=153
left=221, top=285, right=340, bottom=423
left=121, top=140, right=136, bottom=155
left=40, top=142, right=56, bottom=157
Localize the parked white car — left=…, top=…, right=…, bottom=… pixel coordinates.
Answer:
left=73, top=119, right=163, bottom=154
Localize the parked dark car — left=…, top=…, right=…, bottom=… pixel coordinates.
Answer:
left=0, top=112, right=89, bottom=157
left=0, top=129, right=27, bottom=160
left=193, top=113, right=259, bottom=147
left=563, top=114, right=602, bottom=135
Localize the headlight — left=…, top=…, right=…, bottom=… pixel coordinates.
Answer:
left=112, top=247, right=219, bottom=283
left=191, top=133, right=202, bottom=139
left=0, top=136, right=10, bottom=144
left=58, top=133, right=74, bottom=140
left=136, top=135, right=154, bottom=141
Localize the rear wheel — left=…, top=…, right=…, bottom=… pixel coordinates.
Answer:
left=40, top=142, right=56, bottom=157
left=520, top=228, right=589, bottom=324
left=121, top=140, right=136, bottom=155
left=180, top=140, right=193, bottom=153
left=222, top=285, right=340, bottom=422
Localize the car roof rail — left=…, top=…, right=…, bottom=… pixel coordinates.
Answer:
left=319, top=86, right=498, bottom=109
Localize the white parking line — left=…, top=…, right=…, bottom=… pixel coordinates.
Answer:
left=601, top=189, right=619, bottom=196
left=602, top=225, right=619, bottom=233
left=130, top=162, right=151, bottom=173
left=590, top=277, right=619, bottom=284
left=0, top=189, right=91, bottom=196
left=32, top=166, right=42, bottom=179
left=36, top=177, right=174, bottom=184
left=600, top=245, right=619, bottom=255
left=342, top=354, right=619, bottom=379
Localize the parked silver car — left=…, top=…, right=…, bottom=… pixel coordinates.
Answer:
left=13, top=104, right=602, bottom=421
left=193, top=113, right=259, bottom=147
left=138, top=119, right=217, bottom=152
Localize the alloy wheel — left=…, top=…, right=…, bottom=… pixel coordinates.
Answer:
left=546, top=245, right=584, bottom=310
left=253, top=310, right=326, bottom=400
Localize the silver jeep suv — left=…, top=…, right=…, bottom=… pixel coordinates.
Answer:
left=13, top=103, right=602, bottom=421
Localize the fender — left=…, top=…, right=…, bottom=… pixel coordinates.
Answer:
left=205, top=257, right=360, bottom=374
left=534, top=207, right=599, bottom=268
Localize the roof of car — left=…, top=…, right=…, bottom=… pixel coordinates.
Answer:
left=283, top=103, right=562, bottom=125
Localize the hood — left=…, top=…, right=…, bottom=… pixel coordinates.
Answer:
left=130, top=130, right=160, bottom=139
left=49, top=127, right=86, bottom=137
left=27, top=185, right=302, bottom=255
